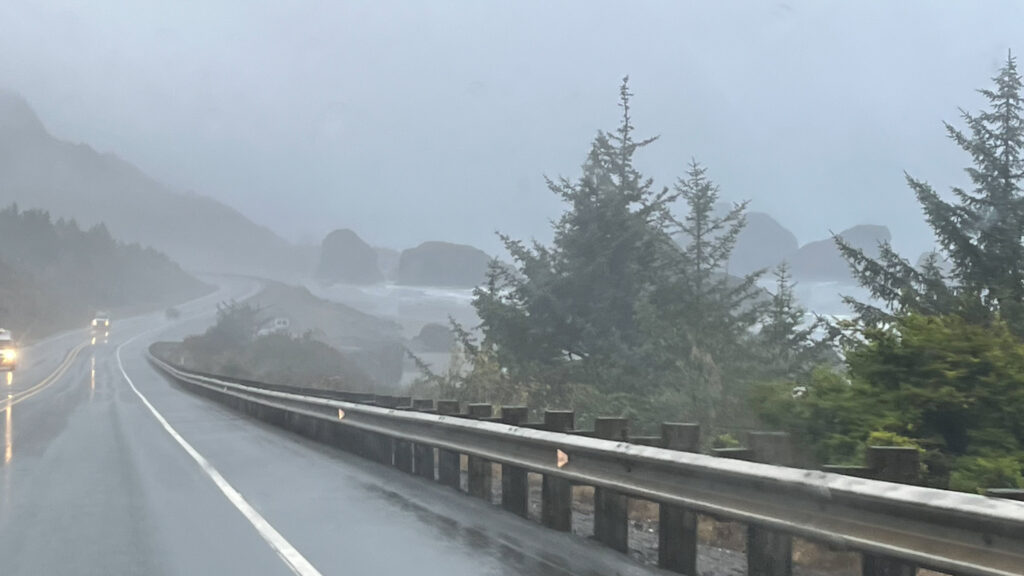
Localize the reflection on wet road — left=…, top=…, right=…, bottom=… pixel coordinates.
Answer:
left=0, top=341, right=89, bottom=470
left=0, top=282, right=660, bottom=576
left=1, top=341, right=88, bottom=410
left=4, top=394, right=11, bottom=465
left=1, top=392, right=8, bottom=518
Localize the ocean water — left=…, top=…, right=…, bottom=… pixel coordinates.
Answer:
left=302, top=281, right=479, bottom=337
left=306, top=279, right=871, bottom=334
left=305, top=278, right=875, bottom=384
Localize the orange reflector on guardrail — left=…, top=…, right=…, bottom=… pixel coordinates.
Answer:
left=557, top=449, right=568, bottom=468
left=337, top=409, right=345, bottom=420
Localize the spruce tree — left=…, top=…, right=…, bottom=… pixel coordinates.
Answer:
left=775, top=56, right=1024, bottom=489
left=472, top=78, right=676, bottom=391
left=759, top=262, right=824, bottom=378
left=640, top=161, right=764, bottom=425
left=667, top=160, right=763, bottom=356
left=840, top=53, right=1024, bottom=335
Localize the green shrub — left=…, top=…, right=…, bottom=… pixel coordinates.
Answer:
left=712, top=433, right=740, bottom=449
left=755, top=315, right=1024, bottom=491
left=949, top=456, right=1024, bottom=494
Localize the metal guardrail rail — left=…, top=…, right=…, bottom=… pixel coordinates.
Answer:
left=149, top=351, right=1024, bottom=576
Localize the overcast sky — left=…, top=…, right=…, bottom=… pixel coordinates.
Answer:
left=1, top=1, right=1021, bottom=256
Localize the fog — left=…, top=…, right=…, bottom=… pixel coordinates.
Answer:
left=1, top=0, right=1021, bottom=256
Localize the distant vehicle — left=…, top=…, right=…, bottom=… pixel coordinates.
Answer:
left=0, top=329, right=17, bottom=371
left=256, top=317, right=290, bottom=337
left=91, top=312, right=111, bottom=334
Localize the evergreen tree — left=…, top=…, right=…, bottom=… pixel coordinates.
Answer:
left=640, top=161, right=764, bottom=426
left=473, top=78, right=676, bottom=392
left=769, top=56, right=1024, bottom=492
left=671, top=161, right=763, bottom=352
left=759, top=262, right=823, bottom=378
left=757, top=313, right=1024, bottom=492
left=839, top=53, right=1024, bottom=335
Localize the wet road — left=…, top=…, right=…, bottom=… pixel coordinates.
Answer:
left=0, top=279, right=663, bottom=576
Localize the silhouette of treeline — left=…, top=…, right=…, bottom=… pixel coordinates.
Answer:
left=0, top=204, right=210, bottom=339
left=414, top=56, right=1024, bottom=493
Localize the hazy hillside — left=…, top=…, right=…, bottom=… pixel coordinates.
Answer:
left=0, top=90, right=304, bottom=275
left=0, top=204, right=211, bottom=340
left=246, top=281, right=401, bottom=347
left=241, top=282, right=405, bottom=386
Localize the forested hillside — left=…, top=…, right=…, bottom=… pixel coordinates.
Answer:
left=0, top=204, right=211, bottom=340
left=0, top=90, right=305, bottom=275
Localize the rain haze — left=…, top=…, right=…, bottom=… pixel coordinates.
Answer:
left=1, top=0, right=1021, bottom=256
left=5, top=4, right=1024, bottom=576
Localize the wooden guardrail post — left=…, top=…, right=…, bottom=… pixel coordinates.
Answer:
left=866, top=445, right=920, bottom=484
left=375, top=396, right=401, bottom=466
left=541, top=410, right=575, bottom=531
left=412, top=399, right=436, bottom=479
left=352, top=399, right=378, bottom=460
left=436, top=400, right=462, bottom=490
left=500, top=406, right=530, bottom=517
left=747, top=432, right=795, bottom=576
left=658, top=423, right=700, bottom=575
left=309, top=415, right=324, bottom=442
left=862, top=446, right=919, bottom=576
left=593, top=417, right=630, bottom=553
left=391, top=397, right=411, bottom=473
left=393, top=397, right=414, bottom=473
left=297, top=413, right=310, bottom=438
left=412, top=399, right=435, bottom=410
left=467, top=403, right=494, bottom=500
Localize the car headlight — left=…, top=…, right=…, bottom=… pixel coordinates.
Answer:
left=1, top=349, right=15, bottom=362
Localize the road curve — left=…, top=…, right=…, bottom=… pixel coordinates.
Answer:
left=0, top=279, right=665, bottom=576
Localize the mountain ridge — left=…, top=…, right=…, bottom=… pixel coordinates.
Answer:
left=0, top=90, right=304, bottom=276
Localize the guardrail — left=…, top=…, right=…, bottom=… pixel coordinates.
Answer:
left=148, top=347, right=1024, bottom=576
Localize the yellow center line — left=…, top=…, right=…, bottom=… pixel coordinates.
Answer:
left=1, top=341, right=89, bottom=412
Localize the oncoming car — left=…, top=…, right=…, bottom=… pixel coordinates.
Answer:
left=0, top=329, right=16, bottom=372
left=91, top=312, right=111, bottom=335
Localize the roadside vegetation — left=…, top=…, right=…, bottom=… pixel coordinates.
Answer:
left=173, top=301, right=377, bottom=391
left=412, top=56, right=1024, bottom=493
left=758, top=56, right=1024, bottom=492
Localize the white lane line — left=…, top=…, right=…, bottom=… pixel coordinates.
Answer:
left=116, top=333, right=322, bottom=576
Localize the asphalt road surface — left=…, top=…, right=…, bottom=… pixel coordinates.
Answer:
left=0, top=278, right=665, bottom=576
